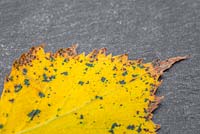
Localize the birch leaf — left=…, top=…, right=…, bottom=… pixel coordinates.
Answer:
left=0, top=45, right=188, bottom=134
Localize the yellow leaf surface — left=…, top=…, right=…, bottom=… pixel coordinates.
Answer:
left=0, top=45, right=188, bottom=134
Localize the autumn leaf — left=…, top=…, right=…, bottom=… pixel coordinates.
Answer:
left=0, top=45, right=188, bottom=134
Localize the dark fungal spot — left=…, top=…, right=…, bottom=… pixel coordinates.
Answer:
left=99, top=105, right=103, bottom=109
left=48, top=103, right=51, bottom=107
left=4, top=89, right=10, bottom=93
left=145, top=67, right=149, bottom=71
left=109, top=129, right=114, bottom=134
left=101, top=77, right=106, bottom=82
left=42, top=74, right=48, bottom=82
left=24, top=79, right=30, bottom=86
left=64, top=58, right=68, bottom=62
left=122, top=71, right=128, bottom=76
left=2, top=113, right=8, bottom=117
left=150, top=83, right=155, bottom=87
left=112, top=66, right=117, bottom=70
left=50, top=57, right=55, bottom=62
left=144, top=108, right=148, bottom=114
left=85, top=63, right=94, bottom=67
left=14, top=84, right=22, bottom=93
left=144, top=98, right=148, bottom=102
left=95, top=72, right=100, bottom=74
left=80, top=114, right=84, bottom=119
left=44, top=67, right=48, bottom=71
left=27, top=109, right=41, bottom=120
left=127, top=125, right=135, bottom=130
left=42, top=74, right=56, bottom=82
left=111, top=123, right=119, bottom=129
left=78, top=81, right=84, bottom=85
left=119, top=80, right=126, bottom=85
left=49, top=75, right=56, bottom=81
left=109, top=123, right=120, bottom=134
left=132, top=74, right=138, bottom=77
left=8, top=98, right=15, bottom=103
left=137, top=64, right=145, bottom=69
left=7, top=76, right=13, bottom=82
left=53, top=69, right=57, bottom=72
left=23, top=68, right=27, bottom=75
left=137, top=125, right=142, bottom=133
left=61, top=72, right=68, bottom=76
left=0, top=124, right=3, bottom=129
left=95, top=95, right=103, bottom=100
left=86, top=81, right=90, bottom=84
left=38, top=92, right=45, bottom=98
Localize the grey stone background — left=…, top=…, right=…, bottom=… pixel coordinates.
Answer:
left=0, top=0, right=200, bottom=133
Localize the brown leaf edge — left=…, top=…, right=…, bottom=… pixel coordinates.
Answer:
left=148, top=55, right=189, bottom=131
left=4, top=44, right=189, bottom=133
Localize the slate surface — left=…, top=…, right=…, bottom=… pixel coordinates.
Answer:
left=0, top=0, right=200, bottom=133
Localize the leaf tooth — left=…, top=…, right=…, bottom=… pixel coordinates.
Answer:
left=148, top=96, right=164, bottom=113
left=98, top=48, right=107, bottom=55
left=155, top=124, right=161, bottom=131
left=55, top=44, right=78, bottom=58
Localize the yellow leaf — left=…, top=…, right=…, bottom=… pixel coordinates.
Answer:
left=0, top=45, right=188, bottom=134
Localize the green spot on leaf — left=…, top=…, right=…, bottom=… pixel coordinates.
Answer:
left=61, top=72, right=68, bottom=76
left=80, top=114, right=84, bottom=119
left=122, top=71, right=128, bottom=76
left=137, top=64, right=144, bottom=69
left=85, top=63, right=94, bottom=67
left=137, top=125, right=142, bottom=132
left=14, top=84, right=22, bottom=93
left=23, top=68, right=27, bottom=75
left=101, top=77, right=106, bottom=82
left=127, top=125, right=135, bottom=130
left=42, top=74, right=56, bottom=82
left=78, top=81, right=84, bottom=85
left=27, top=109, right=41, bottom=120
left=119, top=80, right=126, bottom=84
left=64, top=58, right=68, bottom=62
left=24, top=79, right=30, bottom=86
left=44, top=67, right=48, bottom=71
left=109, top=123, right=120, bottom=134
left=95, top=95, right=103, bottom=100
left=0, top=124, right=3, bottom=129
left=38, top=92, right=45, bottom=98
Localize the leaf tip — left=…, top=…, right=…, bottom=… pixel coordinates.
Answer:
left=155, top=55, right=189, bottom=74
